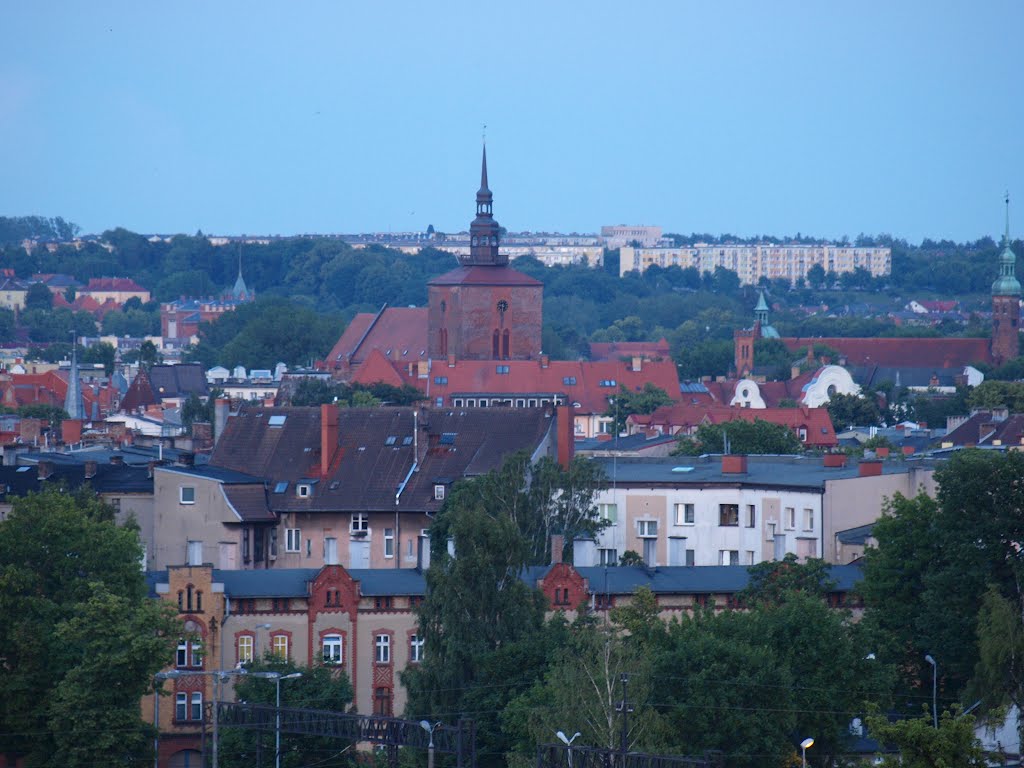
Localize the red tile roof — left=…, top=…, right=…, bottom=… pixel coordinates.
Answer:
left=84, top=277, right=147, bottom=292
left=427, top=265, right=543, bottom=287
left=351, top=348, right=410, bottom=388
left=780, top=337, right=993, bottom=368
left=325, top=307, right=428, bottom=371
left=636, top=403, right=836, bottom=448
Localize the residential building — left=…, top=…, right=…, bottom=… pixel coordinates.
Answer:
left=600, top=225, right=664, bottom=249
left=619, top=243, right=892, bottom=285
left=575, top=454, right=938, bottom=568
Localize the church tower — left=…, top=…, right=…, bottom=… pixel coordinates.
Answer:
left=991, top=194, right=1020, bottom=366
left=427, top=146, right=543, bottom=361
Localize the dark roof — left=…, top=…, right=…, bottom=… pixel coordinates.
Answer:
left=574, top=433, right=677, bottom=453
left=209, top=405, right=556, bottom=513
left=159, top=465, right=265, bottom=484
left=591, top=455, right=937, bottom=491
left=0, top=463, right=153, bottom=499
left=836, top=523, right=875, bottom=545
left=223, top=485, right=275, bottom=522
left=148, top=364, right=209, bottom=399
left=19, top=445, right=195, bottom=467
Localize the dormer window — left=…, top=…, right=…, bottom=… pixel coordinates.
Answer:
left=434, top=484, right=445, bottom=501
left=297, top=484, right=312, bottom=498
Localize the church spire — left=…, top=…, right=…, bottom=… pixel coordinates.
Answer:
left=993, top=192, right=1020, bottom=297
left=463, top=142, right=506, bottom=267
left=63, top=333, right=84, bottom=420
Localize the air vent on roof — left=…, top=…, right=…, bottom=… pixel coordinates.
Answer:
left=268, top=415, right=286, bottom=427
left=329, top=481, right=340, bottom=490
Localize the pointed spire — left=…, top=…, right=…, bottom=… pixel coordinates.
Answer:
left=63, top=332, right=84, bottom=420
left=480, top=143, right=490, bottom=195
left=1005, top=191, right=1011, bottom=245
left=993, top=192, right=1020, bottom=297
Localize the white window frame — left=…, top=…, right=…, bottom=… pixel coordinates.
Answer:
left=190, top=691, right=203, bottom=721
left=674, top=502, right=694, bottom=526
left=176, top=692, right=187, bottom=721
left=804, top=508, right=815, bottom=531
left=297, top=484, right=311, bottom=498
left=434, top=485, right=445, bottom=501
left=598, top=547, right=618, bottom=566
left=637, top=519, right=657, bottom=537
left=176, top=639, right=188, bottom=667
left=238, top=634, right=254, bottom=664
left=785, top=507, right=796, bottom=530
left=410, top=634, right=424, bottom=663
left=322, top=634, right=343, bottom=665
left=384, top=528, right=395, bottom=558
left=271, top=634, right=288, bottom=659
left=719, top=549, right=740, bottom=566
left=375, top=634, right=391, bottom=664
left=599, top=503, right=618, bottom=523
left=286, top=528, right=301, bottom=553
left=351, top=514, right=369, bottom=533
left=180, top=486, right=195, bottom=505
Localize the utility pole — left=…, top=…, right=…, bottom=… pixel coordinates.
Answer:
left=615, top=673, right=634, bottom=760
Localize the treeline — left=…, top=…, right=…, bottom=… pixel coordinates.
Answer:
left=0, top=215, right=79, bottom=244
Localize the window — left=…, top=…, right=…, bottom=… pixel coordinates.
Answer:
left=177, top=639, right=202, bottom=668
left=384, top=528, right=395, bottom=558
left=685, top=548, right=695, bottom=567
left=351, top=514, right=369, bottom=533
left=598, top=503, right=618, bottom=523
left=190, top=641, right=203, bottom=667
left=322, top=634, right=343, bottom=665
left=496, top=365, right=510, bottom=374
left=785, top=507, right=796, bottom=529
left=598, top=548, right=618, bottom=566
left=238, top=634, right=254, bottom=664
left=272, top=634, right=288, bottom=659
left=385, top=436, right=397, bottom=446
left=176, top=693, right=187, bottom=721
left=674, top=503, right=695, bottom=525
left=410, top=634, right=424, bottom=663
left=176, top=639, right=188, bottom=667
left=187, top=540, right=203, bottom=566
left=433, top=376, right=448, bottom=385
left=324, top=537, right=338, bottom=565
left=180, top=486, right=195, bottom=504
left=719, top=504, right=739, bottom=526
left=746, top=505, right=756, bottom=528
left=375, top=634, right=391, bottom=664
left=766, top=521, right=777, bottom=541
left=374, top=687, right=393, bottom=716
left=562, top=376, right=577, bottom=385
left=434, top=484, right=445, bottom=501
left=297, top=484, right=312, bottom=498
left=191, top=692, right=203, bottom=721
left=599, top=379, right=617, bottom=387
left=804, top=508, right=814, bottom=531
left=286, top=528, right=301, bottom=553
left=719, top=549, right=740, bottom=566
left=274, top=481, right=289, bottom=494
left=746, top=550, right=756, bottom=565
left=637, top=519, right=657, bottom=537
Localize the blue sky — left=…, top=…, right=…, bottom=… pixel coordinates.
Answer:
left=2, top=1, right=1022, bottom=243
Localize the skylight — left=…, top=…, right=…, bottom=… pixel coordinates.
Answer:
left=274, top=481, right=289, bottom=493
left=268, top=415, right=287, bottom=427
left=402, top=436, right=413, bottom=446
left=671, top=466, right=694, bottom=473
left=440, top=432, right=457, bottom=445
left=385, top=436, right=397, bottom=446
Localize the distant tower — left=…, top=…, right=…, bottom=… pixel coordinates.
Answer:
left=230, top=245, right=251, bottom=300
left=63, top=338, right=84, bottom=420
left=991, top=193, right=1020, bottom=365
left=460, top=144, right=507, bottom=267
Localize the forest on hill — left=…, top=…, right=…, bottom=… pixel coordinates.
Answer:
left=0, top=216, right=1019, bottom=378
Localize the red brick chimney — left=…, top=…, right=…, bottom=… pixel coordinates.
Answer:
left=61, top=419, right=82, bottom=445
left=875, top=446, right=890, bottom=458
left=859, top=460, right=883, bottom=477
left=550, top=534, right=564, bottom=564
left=823, top=453, right=847, bottom=468
left=556, top=404, right=575, bottom=469
left=321, top=404, right=339, bottom=478
left=722, top=455, right=748, bottom=474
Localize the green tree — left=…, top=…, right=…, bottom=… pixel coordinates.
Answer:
left=826, top=392, right=882, bottom=429
left=24, top=282, right=53, bottom=311
left=865, top=709, right=985, bottom=768
left=739, top=553, right=835, bottom=606
left=604, top=383, right=673, bottom=434
left=80, top=342, right=116, bottom=375
left=0, top=488, right=180, bottom=766
left=673, top=418, right=803, bottom=455
left=967, top=380, right=1024, bottom=411
left=218, top=655, right=355, bottom=768
left=138, top=339, right=161, bottom=369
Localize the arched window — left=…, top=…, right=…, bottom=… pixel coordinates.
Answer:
left=502, top=330, right=510, bottom=359
left=492, top=330, right=500, bottom=358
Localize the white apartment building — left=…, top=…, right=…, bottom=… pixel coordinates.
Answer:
left=619, top=243, right=891, bottom=285
left=575, top=454, right=937, bottom=568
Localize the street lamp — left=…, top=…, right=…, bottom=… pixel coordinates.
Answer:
left=556, top=730, right=581, bottom=768
left=925, top=654, right=938, bottom=728
left=800, top=737, right=814, bottom=768
left=154, top=671, right=181, bottom=768
left=255, top=623, right=272, bottom=662
left=251, top=671, right=302, bottom=768
left=420, top=720, right=441, bottom=768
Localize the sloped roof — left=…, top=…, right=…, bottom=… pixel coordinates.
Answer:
left=222, top=485, right=276, bottom=522
left=209, top=405, right=557, bottom=514
left=148, top=364, right=209, bottom=399
left=640, top=403, right=837, bottom=447
left=121, top=367, right=157, bottom=410
left=943, top=412, right=998, bottom=446
left=350, top=348, right=409, bottom=388
left=781, top=336, right=993, bottom=368
left=325, top=307, right=428, bottom=369
left=427, top=264, right=542, bottom=287
left=0, top=463, right=153, bottom=498
left=589, top=338, right=671, bottom=361
left=84, top=277, right=147, bottom=292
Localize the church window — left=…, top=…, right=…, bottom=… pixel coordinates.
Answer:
left=492, top=330, right=500, bottom=358
left=502, top=329, right=510, bottom=359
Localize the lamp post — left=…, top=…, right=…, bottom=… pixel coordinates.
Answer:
left=556, top=730, right=581, bottom=768
left=800, top=737, right=814, bottom=768
left=255, top=623, right=272, bottom=662
left=154, top=671, right=181, bottom=768
left=925, top=654, right=938, bottom=728
left=420, top=720, right=441, bottom=768
left=252, top=671, right=302, bottom=768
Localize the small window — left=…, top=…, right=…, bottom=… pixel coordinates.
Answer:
left=719, top=549, right=740, bottom=566
left=268, top=415, right=287, bottom=427
left=238, top=634, right=254, bottom=664
left=433, top=376, right=448, bottom=385
left=297, top=484, right=311, bottom=498
left=685, top=549, right=695, bottom=567
left=440, top=432, right=456, bottom=445
left=562, top=376, right=577, bottom=386
left=351, top=514, right=369, bottom=533
left=746, top=505, right=756, bottom=528
left=496, top=365, right=510, bottom=374
left=375, top=634, right=391, bottom=664
left=434, top=484, right=445, bottom=501
left=402, top=436, right=413, bottom=445
left=323, top=634, right=343, bottom=665
left=176, top=693, right=187, bottom=721
left=598, top=547, right=618, bottom=566
left=804, top=508, right=814, bottom=531
left=191, top=692, right=203, bottom=721
left=637, top=520, right=658, bottom=537
left=435, top=397, right=443, bottom=407
left=271, top=634, right=288, bottom=659
left=785, top=507, right=796, bottom=529
left=384, top=528, right=395, bottom=558
left=674, top=503, right=695, bottom=525
left=180, top=486, right=195, bottom=504
left=410, top=634, right=424, bottom=663
left=286, top=528, right=301, bottom=553
left=598, top=503, right=617, bottom=523
left=273, top=481, right=288, bottom=494
left=719, top=504, right=739, bottom=527
left=385, top=436, right=397, bottom=446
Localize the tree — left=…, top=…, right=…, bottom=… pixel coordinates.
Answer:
left=806, top=264, right=827, bottom=289
left=967, top=380, right=1024, bottom=411
left=80, top=342, right=116, bottom=375
left=218, top=655, right=355, bottom=768
left=604, top=383, right=673, bottom=435
left=865, top=709, right=986, bottom=768
left=138, top=339, right=161, bottom=369
left=24, top=282, right=53, bottom=311
left=739, top=553, right=835, bottom=606
left=673, top=418, right=803, bottom=455
left=826, top=392, right=882, bottom=429
left=0, top=489, right=180, bottom=765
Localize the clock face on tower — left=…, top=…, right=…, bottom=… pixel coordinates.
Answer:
left=496, top=299, right=509, bottom=313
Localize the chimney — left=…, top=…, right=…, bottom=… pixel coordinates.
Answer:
left=540, top=354, right=550, bottom=369
left=84, top=460, right=97, bottom=479
left=447, top=354, right=456, bottom=368
left=110, top=455, right=124, bottom=466
left=631, top=355, right=642, bottom=372
left=147, top=460, right=159, bottom=479
left=902, top=446, right=915, bottom=456
left=791, top=365, right=801, bottom=380
left=556, top=403, right=575, bottom=469
left=875, top=446, right=890, bottom=458
left=37, top=461, right=54, bottom=480
left=823, top=453, right=847, bottom=468
left=859, top=460, right=883, bottom=477
left=722, top=455, right=747, bottom=474
left=213, top=398, right=230, bottom=443
left=321, top=403, right=339, bottom=478
left=61, top=419, right=82, bottom=445
left=550, top=534, right=564, bottom=564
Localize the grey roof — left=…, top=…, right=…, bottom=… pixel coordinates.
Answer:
left=158, top=465, right=265, bottom=484
left=575, top=433, right=677, bottom=452
left=592, top=455, right=937, bottom=491
left=836, top=523, right=875, bottom=545
left=0, top=464, right=153, bottom=498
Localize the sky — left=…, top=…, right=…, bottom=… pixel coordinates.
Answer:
left=2, top=1, right=1022, bottom=243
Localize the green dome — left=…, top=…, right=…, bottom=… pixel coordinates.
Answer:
left=992, top=238, right=1020, bottom=296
